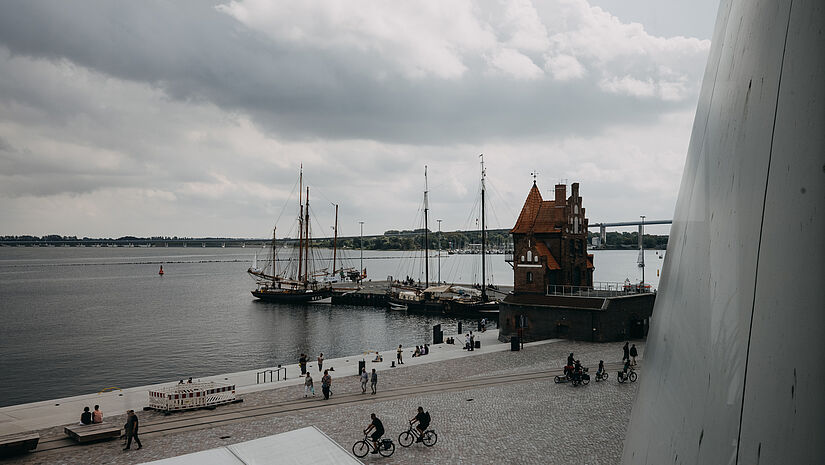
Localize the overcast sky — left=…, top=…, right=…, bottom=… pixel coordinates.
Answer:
left=0, top=0, right=720, bottom=238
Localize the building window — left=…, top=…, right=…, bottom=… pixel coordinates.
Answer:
left=527, top=250, right=532, bottom=262
left=526, top=272, right=533, bottom=283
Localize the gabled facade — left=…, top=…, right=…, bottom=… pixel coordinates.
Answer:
left=511, top=182, right=594, bottom=293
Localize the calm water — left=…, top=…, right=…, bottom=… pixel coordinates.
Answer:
left=0, top=247, right=662, bottom=407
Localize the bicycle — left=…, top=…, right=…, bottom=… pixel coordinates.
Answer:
left=617, top=366, right=638, bottom=383
left=352, top=431, right=395, bottom=458
left=398, top=421, right=438, bottom=447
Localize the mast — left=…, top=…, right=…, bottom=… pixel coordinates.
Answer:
left=424, top=165, right=429, bottom=288
left=297, top=166, right=303, bottom=282
left=480, top=154, right=487, bottom=302
left=332, top=204, right=338, bottom=276
left=276, top=226, right=278, bottom=285
left=304, top=186, right=310, bottom=285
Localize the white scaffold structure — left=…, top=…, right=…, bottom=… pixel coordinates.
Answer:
left=148, top=382, right=237, bottom=413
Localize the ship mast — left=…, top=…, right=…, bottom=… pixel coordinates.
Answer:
left=424, top=165, right=429, bottom=288
left=297, top=166, right=303, bottom=283
left=480, top=154, right=487, bottom=302
left=332, top=203, right=339, bottom=276
left=304, top=187, right=310, bottom=286
left=271, top=227, right=277, bottom=285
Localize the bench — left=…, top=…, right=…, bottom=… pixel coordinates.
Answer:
left=64, top=423, right=122, bottom=443
left=0, top=432, right=40, bottom=456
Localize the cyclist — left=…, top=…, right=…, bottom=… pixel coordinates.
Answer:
left=364, top=413, right=385, bottom=453
left=410, top=406, right=431, bottom=442
left=596, top=360, right=605, bottom=377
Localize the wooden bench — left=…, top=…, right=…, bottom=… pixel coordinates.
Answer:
left=0, top=431, right=40, bottom=456
left=64, top=423, right=122, bottom=443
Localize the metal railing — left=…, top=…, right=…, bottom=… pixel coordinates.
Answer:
left=256, top=366, right=287, bottom=384
left=546, top=281, right=653, bottom=297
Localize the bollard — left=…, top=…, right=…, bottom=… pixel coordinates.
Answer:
left=358, top=360, right=366, bottom=376
left=458, top=321, right=462, bottom=334
left=510, top=336, right=520, bottom=351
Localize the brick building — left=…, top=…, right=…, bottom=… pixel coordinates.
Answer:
left=500, top=181, right=655, bottom=343
left=511, top=181, right=594, bottom=293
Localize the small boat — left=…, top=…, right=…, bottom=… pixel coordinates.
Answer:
left=388, top=302, right=407, bottom=311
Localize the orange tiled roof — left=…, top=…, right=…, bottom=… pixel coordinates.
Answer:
left=536, top=241, right=562, bottom=270
left=511, top=183, right=566, bottom=234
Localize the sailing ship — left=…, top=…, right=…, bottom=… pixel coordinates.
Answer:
left=249, top=168, right=332, bottom=303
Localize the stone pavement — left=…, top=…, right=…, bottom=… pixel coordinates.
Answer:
left=4, top=339, right=643, bottom=465
left=0, top=328, right=517, bottom=436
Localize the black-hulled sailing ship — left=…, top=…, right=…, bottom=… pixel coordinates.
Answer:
left=249, top=168, right=331, bottom=303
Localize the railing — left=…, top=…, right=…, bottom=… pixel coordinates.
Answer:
left=546, top=281, right=653, bottom=297
left=504, top=253, right=514, bottom=263
left=256, top=366, right=287, bottom=384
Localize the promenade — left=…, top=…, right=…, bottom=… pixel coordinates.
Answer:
left=2, top=332, right=642, bottom=464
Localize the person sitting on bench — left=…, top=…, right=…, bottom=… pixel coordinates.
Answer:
left=80, top=407, right=93, bottom=425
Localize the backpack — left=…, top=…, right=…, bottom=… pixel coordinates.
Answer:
left=423, top=411, right=431, bottom=425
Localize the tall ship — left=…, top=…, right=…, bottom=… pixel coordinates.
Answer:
left=249, top=167, right=332, bottom=303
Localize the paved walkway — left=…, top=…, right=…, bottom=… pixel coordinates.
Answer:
left=0, top=329, right=537, bottom=435
left=3, top=337, right=643, bottom=464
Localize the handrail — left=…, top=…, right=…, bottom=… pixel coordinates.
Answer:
left=256, top=366, right=287, bottom=384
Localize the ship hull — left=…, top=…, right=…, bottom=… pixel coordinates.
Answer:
left=252, top=288, right=331, bottom=303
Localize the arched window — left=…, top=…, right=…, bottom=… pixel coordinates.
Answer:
left=527, top=251, right=532, bottom=262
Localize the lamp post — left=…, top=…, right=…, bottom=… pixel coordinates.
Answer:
left=436, top=219, right=442, bottom=283
left=359, top=221, right=364, bottom=282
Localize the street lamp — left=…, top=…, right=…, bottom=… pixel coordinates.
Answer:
left=359, top=221, right=364, bottom=281
left=436, top=219, right=442, bottom=283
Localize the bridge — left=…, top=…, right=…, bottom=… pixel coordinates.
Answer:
left=588, top=219, right=672, bottom=249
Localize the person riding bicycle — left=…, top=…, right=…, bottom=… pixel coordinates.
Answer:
left=567, top=353, right=575, bottom=367
left=572, top=359, right=583, bottom=383
left=622, top=359, right=631, bottom=375
left=597, top=360, right=605, bottom=376
left=364, top=413, right=385, bottom=453
left=410, top=406, right=431, bottom=442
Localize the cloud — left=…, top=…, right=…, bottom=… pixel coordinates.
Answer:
left=0, top=0, right=713, bottom=236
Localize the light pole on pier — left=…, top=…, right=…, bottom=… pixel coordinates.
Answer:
left=359, top=221, right=364, bottom=282
left=436, top=219, right=442, bottom=284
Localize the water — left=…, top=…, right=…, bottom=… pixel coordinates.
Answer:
left=0, top=246, right=662, bottom=407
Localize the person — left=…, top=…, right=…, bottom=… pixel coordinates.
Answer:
left=92, top=405, right=103, bottom=424
left=360, top=367, right=369, bottom=394
left=372, top=352, right=383, bottom=362
left=299, top=353, right=307, bottom=375
left=630, top=344, right=638, bottom=365
left=178, top=379, right=184, bottom=384
left=469, top=331, right=475, bottom=351
left=397, top=345, right=404, bottom=364
left=370, top=368, right=378, bottom=395
left=623, top=358, right=631, bottom=375
left=567, top=353, right=575, bottom=367
left=597, top=360, right=605, bottom=377
left=364, top=413, right=385, bottom=453
left=622, top=342, right=630, bottom=363
left=413, top=346, right=421, bottom=357
left=572, top=360, right=583, bottom=383
left=481, top=318, right=487, bottom=332
left=80, top=406, right=92, bottom=425
left=465, top=333, right=470, bottom=350
left=317, top=353, right=324, bottom=372
left=187, top=377, right=192, bottom=384
left=410, top=406, right=431, bottom=442
left=321, top=369, right=332, bottom=400
left=304, top=373, right=315, bottom=397
left=123, top=410, right=142, bottom=450
left=423, top=343, right=429, bottom=355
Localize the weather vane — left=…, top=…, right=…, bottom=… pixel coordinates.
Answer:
left=531, top=170, right=540, bottom=183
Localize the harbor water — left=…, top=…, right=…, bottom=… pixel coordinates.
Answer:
left=0, top=247, right=663, bottom=407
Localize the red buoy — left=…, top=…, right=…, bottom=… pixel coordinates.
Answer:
left=159, top=265, right=164, bottom=276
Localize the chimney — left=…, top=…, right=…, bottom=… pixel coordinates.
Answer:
left=554, top=184, right=566, bottom=206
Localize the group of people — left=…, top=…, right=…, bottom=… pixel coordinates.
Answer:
left=360, top=368, right=379, bottom=394
left=298, top=352, right=326, bottom=375
left=622, top=342, right=638, bottom=366
left=412, top=344, right=429, bottom=357
left=563, top=342, right=641, bottom=381
left=79, top=405, right=103, bottom=425
left=363, top=407, right=431, bottom=453
left=464, top=331, right=476, bottom=351
left=78, top=406, right=141, bottom=451
left=303, top=369, right=334, bottom=399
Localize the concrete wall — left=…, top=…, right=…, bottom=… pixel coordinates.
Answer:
left=621, top=1, right=825, bottom=463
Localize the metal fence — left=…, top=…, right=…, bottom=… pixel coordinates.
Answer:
left=546, top=281, right=653, bottom=297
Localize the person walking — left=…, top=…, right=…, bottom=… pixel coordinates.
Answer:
left=299, top=353, right=307, bottom=375
left=317, top=353, right=324, bottom=372
left=321, top=369, right=332, bottom=400
left=370, top=368, right=378, bottom=395
left=622, top=342, right=630, bottom=363
left=304, top=373, right=315, bottom=397
left=469, top=331, right=475, bottom=351
left=630, top=344, right=638, bottom=365
left=123, top=410, right=142, bottom=451
left=464, top=333, right=470, bottom=350
left=360, top=367, right=369, bottom=394
left=397, top=345, right=404, bottom=365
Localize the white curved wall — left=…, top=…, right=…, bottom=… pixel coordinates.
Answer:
left=622, top=1, right=825, bottom=464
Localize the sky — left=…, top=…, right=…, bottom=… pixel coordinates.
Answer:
left=0, top=0, right=720, bottom=238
